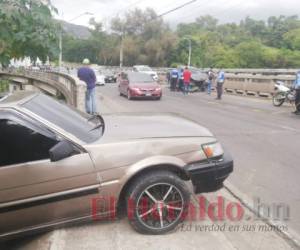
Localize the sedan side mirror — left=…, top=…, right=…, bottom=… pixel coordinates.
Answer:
left=49, top=140, right=78, bottom=162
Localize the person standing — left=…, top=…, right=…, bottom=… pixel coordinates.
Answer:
left=170, top=68, right=179, bottom=91
left=178, top=68, right=184, bottom=92
left=207, top=67, right=214, bottom=95
left=293, top=71, right=300, bottom=114
left=183, top=66, right=192, bottom=95
left=77, top=58, right=97, bottom=114
left=216, top=69, right=225, bottom=100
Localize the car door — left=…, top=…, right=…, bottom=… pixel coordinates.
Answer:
left=0, top=111, right=99, bottom=238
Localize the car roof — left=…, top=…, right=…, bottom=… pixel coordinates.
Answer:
left=133, top=65, right=151, bottom=68
left=125, top=71, right=150, bottom=76
left=0, top=91, right=37, bottom=108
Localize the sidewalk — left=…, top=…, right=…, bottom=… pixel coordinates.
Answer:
left=2, top=188, right=294, bottom=250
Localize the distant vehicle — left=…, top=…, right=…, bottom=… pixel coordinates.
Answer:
left=273, top=81, right=295, bottom=106
left=96, top=74, right=105, bottom=86
left=173, top=66, right=208, bottom=92
left=97, top=68, right=117, bottom=83
left=103, top=71, right=117, bottom=83
left=189, top=67, right=208, bottom=92
left=118, top=72, right=162, bottom=100
left=133, top=65, right=158, bottom=81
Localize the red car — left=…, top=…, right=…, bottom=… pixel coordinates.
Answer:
left=118, top=72, right=162, bottom=100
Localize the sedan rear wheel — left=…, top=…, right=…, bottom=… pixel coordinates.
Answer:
left=126, top=170, right=190, bottom=234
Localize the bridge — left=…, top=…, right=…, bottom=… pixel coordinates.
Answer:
left=0, top=68, right=86, bottom=111
left=0, top=68, right=297, bottom=111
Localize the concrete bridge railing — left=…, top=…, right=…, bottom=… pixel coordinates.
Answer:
left=224, top=73, right=295, bottom=97
left=0, top=69, right=86, bottom=111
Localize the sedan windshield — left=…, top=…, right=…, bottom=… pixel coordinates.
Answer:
left=137, top=66, right=152, bottom=71
left=128, top=72, right=155, bottom=83
left=23, top=94, right=102, bottom=143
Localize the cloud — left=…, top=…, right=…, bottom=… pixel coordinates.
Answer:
left=51, top=0, right=300, bottom=27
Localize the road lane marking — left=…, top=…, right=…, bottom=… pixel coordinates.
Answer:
left=279, top=126, right=299, bottom=132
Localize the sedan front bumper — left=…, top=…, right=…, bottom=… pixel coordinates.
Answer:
left=184, top=152, right=233, bottom=194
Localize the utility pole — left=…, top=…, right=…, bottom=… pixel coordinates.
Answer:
left=188, top=38, right=191, bottom=67
left=119, top=23, right=125, bottom=69
left=58, top=31, right=62, bottom=69
left=120, top=32, right=124, bottom=69
left=183, top=37, right=192, bottom=67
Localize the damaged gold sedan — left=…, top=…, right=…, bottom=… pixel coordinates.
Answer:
left=0, top=91, right=233, bottom=240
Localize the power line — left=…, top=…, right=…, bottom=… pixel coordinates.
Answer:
left=157, top=0, right=198, bottom=18
left=115, top=0, right=147, bottom=17
left=169, top=0, right=225, bottom=24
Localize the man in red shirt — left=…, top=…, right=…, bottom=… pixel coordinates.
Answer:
left=183, top=66, right=192, bottom=95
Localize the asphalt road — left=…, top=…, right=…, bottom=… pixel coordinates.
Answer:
left=98, top=84, right=300, bottom=236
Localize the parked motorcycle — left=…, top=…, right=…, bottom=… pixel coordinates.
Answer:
left=272, top=81, right=296, bottom=107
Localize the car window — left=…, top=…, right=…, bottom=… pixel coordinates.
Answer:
left=23, top=94, right=102, bottom=143
left=128, top=73, right=154, bottom=83
left=136, top=66, right=152, bottom=71
left=0, top=119, right=58, bottom=167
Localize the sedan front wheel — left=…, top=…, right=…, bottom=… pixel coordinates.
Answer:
left=126, top=170, right=190, bottom=234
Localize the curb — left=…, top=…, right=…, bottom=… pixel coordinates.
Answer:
left=224, top=181, right=300, bottom=249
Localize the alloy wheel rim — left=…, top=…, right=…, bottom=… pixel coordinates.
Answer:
left=135, top=183, right=184, bottom=230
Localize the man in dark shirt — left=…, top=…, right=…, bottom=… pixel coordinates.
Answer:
left=170, top=68, right=179, bottom=91
left=77, top=58, right=97, bottom=114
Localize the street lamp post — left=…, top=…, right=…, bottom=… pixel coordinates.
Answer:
left=183, top=37, right=192, bottom=67
left=188, top=38, right=191, bottom=68
left=58, top=12, right=93, bottom=70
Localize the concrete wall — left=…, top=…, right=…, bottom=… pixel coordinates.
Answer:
left=224, top=74, right=295, bottom=97
left=0, top=69, right=87, bottom=112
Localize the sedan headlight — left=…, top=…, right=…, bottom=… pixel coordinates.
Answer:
left=202, top=142, right=224, bottom=159
left=155, top=87, right=161, bottom=91
left=131, top=88, right=141, bottom=92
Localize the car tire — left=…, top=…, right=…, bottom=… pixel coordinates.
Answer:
left=127, top=90, right=132, bottom=100
left=273, top=92, right=285, bottom=107
left=126, top=170, right=190, bottom=234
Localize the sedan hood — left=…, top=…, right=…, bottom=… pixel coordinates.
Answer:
left=96, top=113, right=213, bottom=142
left=130, top=83, right=159, bottom=89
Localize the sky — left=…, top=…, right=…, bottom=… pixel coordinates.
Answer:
left=51, top=0, right=300, bottom=29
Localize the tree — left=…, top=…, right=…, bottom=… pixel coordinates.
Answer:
left=283, top=28, right=300, bottom=50
left=110, top=8, right=176, bottom=66
left=0, top=0, right=60, bottom=65
left=234, top=41, right=265, bottom=68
